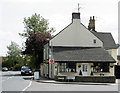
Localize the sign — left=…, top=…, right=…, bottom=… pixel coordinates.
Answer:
left=46, top=60, right=49, bottom=63
left=49, top=59, right=54, bottom=64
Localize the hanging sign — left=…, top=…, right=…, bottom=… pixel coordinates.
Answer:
left=49, top=59, right=54, bottom=64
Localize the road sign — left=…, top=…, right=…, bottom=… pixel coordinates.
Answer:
left=49, top=59, right=54, bottom=64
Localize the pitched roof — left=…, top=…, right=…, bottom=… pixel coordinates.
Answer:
left=92, top=32, right=117, bottom=49
left=53, top=47, right=116, bottom=63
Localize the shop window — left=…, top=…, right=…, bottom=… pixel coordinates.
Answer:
left=59, top=63, right=76, bottom=72
left=93, top=63, right=109, bottom=72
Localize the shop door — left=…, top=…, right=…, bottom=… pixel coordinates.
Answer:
left=81, top=64, right=89, bottom=76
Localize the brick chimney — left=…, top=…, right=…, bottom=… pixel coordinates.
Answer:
left=72, top=13, right=80, bottom=22
left=88, top=16, right=95, bottom=32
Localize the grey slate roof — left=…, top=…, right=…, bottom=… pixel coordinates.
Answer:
left=92, top=32, right=117, bottom=49
left=53, top=47, right=116, bottom=63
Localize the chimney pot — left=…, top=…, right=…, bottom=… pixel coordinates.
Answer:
left=88, top=16, right=95, bottom=31
left=93, top=16, right=95, bottom=20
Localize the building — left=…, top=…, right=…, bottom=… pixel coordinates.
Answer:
left=41, top=13, right=117, bottom=83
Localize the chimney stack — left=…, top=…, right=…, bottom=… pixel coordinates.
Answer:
left=72, top=13, right=80, bottom=22
left=88, top=16, right=95, bottom=32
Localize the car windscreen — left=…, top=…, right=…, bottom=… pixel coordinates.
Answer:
left=21, top=67, right=30, bottom=70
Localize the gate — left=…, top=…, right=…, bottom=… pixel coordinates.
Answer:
left=115, top=65, right=120, bottom=79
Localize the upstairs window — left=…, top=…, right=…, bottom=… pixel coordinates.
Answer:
left=93, top=39, right=96, bottom=44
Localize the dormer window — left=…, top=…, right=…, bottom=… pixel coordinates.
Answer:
left=93, top=39, right=96, bottom=44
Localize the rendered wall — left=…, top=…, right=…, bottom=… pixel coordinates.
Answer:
left=50, top=19, right=103, bottom=47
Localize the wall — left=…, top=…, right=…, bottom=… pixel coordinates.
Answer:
left=111, top=49, right=117, bottom=62
left=40, top=63, right=48, bottom=78
left=50, top=19, right=103, bottom=47
left=43, top=43, right=49, bottom=61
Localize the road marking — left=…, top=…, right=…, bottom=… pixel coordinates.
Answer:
left=2, top=76, right=14, bottom=82
left=22, top=81, right=32, bottom=91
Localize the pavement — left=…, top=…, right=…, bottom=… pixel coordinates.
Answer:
left=32, top=76, right=118, bottom=85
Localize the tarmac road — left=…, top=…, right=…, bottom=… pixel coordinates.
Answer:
left=2, top=71, right=32, bottom=91
left=1, top=71, right=119, bottom=92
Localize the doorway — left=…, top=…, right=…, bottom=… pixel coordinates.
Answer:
left=81, top=64, right=89, bottom=76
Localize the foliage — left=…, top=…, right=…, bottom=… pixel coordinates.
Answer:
left=2, top=41, right=24, bottom=70
left=19, top=13, right=55, bottom=38
left=7, top=41, right=22, bottom=67
left=20, top=13, right=54, bottom=69
left=2, top=42, right=31, bottom=71
left=12, top=64, right=23, bottom=71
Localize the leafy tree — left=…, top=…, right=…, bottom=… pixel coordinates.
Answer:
left=20, top=13, right=55, bottom=69
left=19, top=13, right=55, bottom=38
left=6, top=41, right=22, bottom=69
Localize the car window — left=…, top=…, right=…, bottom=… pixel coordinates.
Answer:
left=21, top=66, right=31, bottom=70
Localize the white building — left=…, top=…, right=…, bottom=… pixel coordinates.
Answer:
left=41, top=13, right=117, bottom=83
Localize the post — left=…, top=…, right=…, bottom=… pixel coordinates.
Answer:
left=46, top=38, right=50, bottom=78
left=48, top=42, right=49, bottom=78
left=51, top=41, right=53, bottom=78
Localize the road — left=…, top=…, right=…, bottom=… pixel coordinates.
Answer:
left=1, top=71, right=119, bottom=92
left=2, top=71, right=32, bottom=91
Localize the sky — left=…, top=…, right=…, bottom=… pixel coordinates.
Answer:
left=0, top=0, right=119, bottom=56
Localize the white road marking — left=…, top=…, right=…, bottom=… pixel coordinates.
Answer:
left=2, top=72, right=14, bottom=82
left=22, top=81, right=32, bottom=91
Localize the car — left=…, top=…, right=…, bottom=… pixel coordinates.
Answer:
left=2, top=67, right=8, bottom=71
left=21, top=66, right=33, bottom=76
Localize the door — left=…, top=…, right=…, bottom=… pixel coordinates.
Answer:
left=81, top=64, right=89, bottom=76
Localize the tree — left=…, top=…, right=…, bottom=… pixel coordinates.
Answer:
left=6, top=41, right=22, bottom=69
left=19, top=13, right=55, bottom=38
left=20, top=13, right=55, bottom=69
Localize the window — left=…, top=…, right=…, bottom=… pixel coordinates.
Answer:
left=59, top=63, right=76, bottom=72
left=93, top=63, right=109, bottom=72
left=93, top=39, right=96, bottom=44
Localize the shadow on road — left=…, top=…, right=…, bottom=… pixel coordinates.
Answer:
left=2, top=74, right=21, bottom=77
left=23, top=77, right=32, bottom=80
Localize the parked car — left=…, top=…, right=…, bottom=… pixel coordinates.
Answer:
left=21, top=66, right=33, bottom=76
left=2, top=67, right=8, bottom=71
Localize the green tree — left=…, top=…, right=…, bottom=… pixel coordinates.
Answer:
left=7, top=41, right=22, bottom=69
left=19, top=13, right=55, bottom=38
left=20, top=13, right=55, bottom=70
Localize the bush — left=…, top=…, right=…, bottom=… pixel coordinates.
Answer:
left=12, top=64, right=23, bottom=71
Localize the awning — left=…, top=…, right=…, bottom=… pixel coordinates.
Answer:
left=53, top=47, right=116, bottom=63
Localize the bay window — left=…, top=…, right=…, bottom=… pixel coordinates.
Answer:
left=93, top=63, right=109, bottom=72
left=59, top=63, right=76, bottom=72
